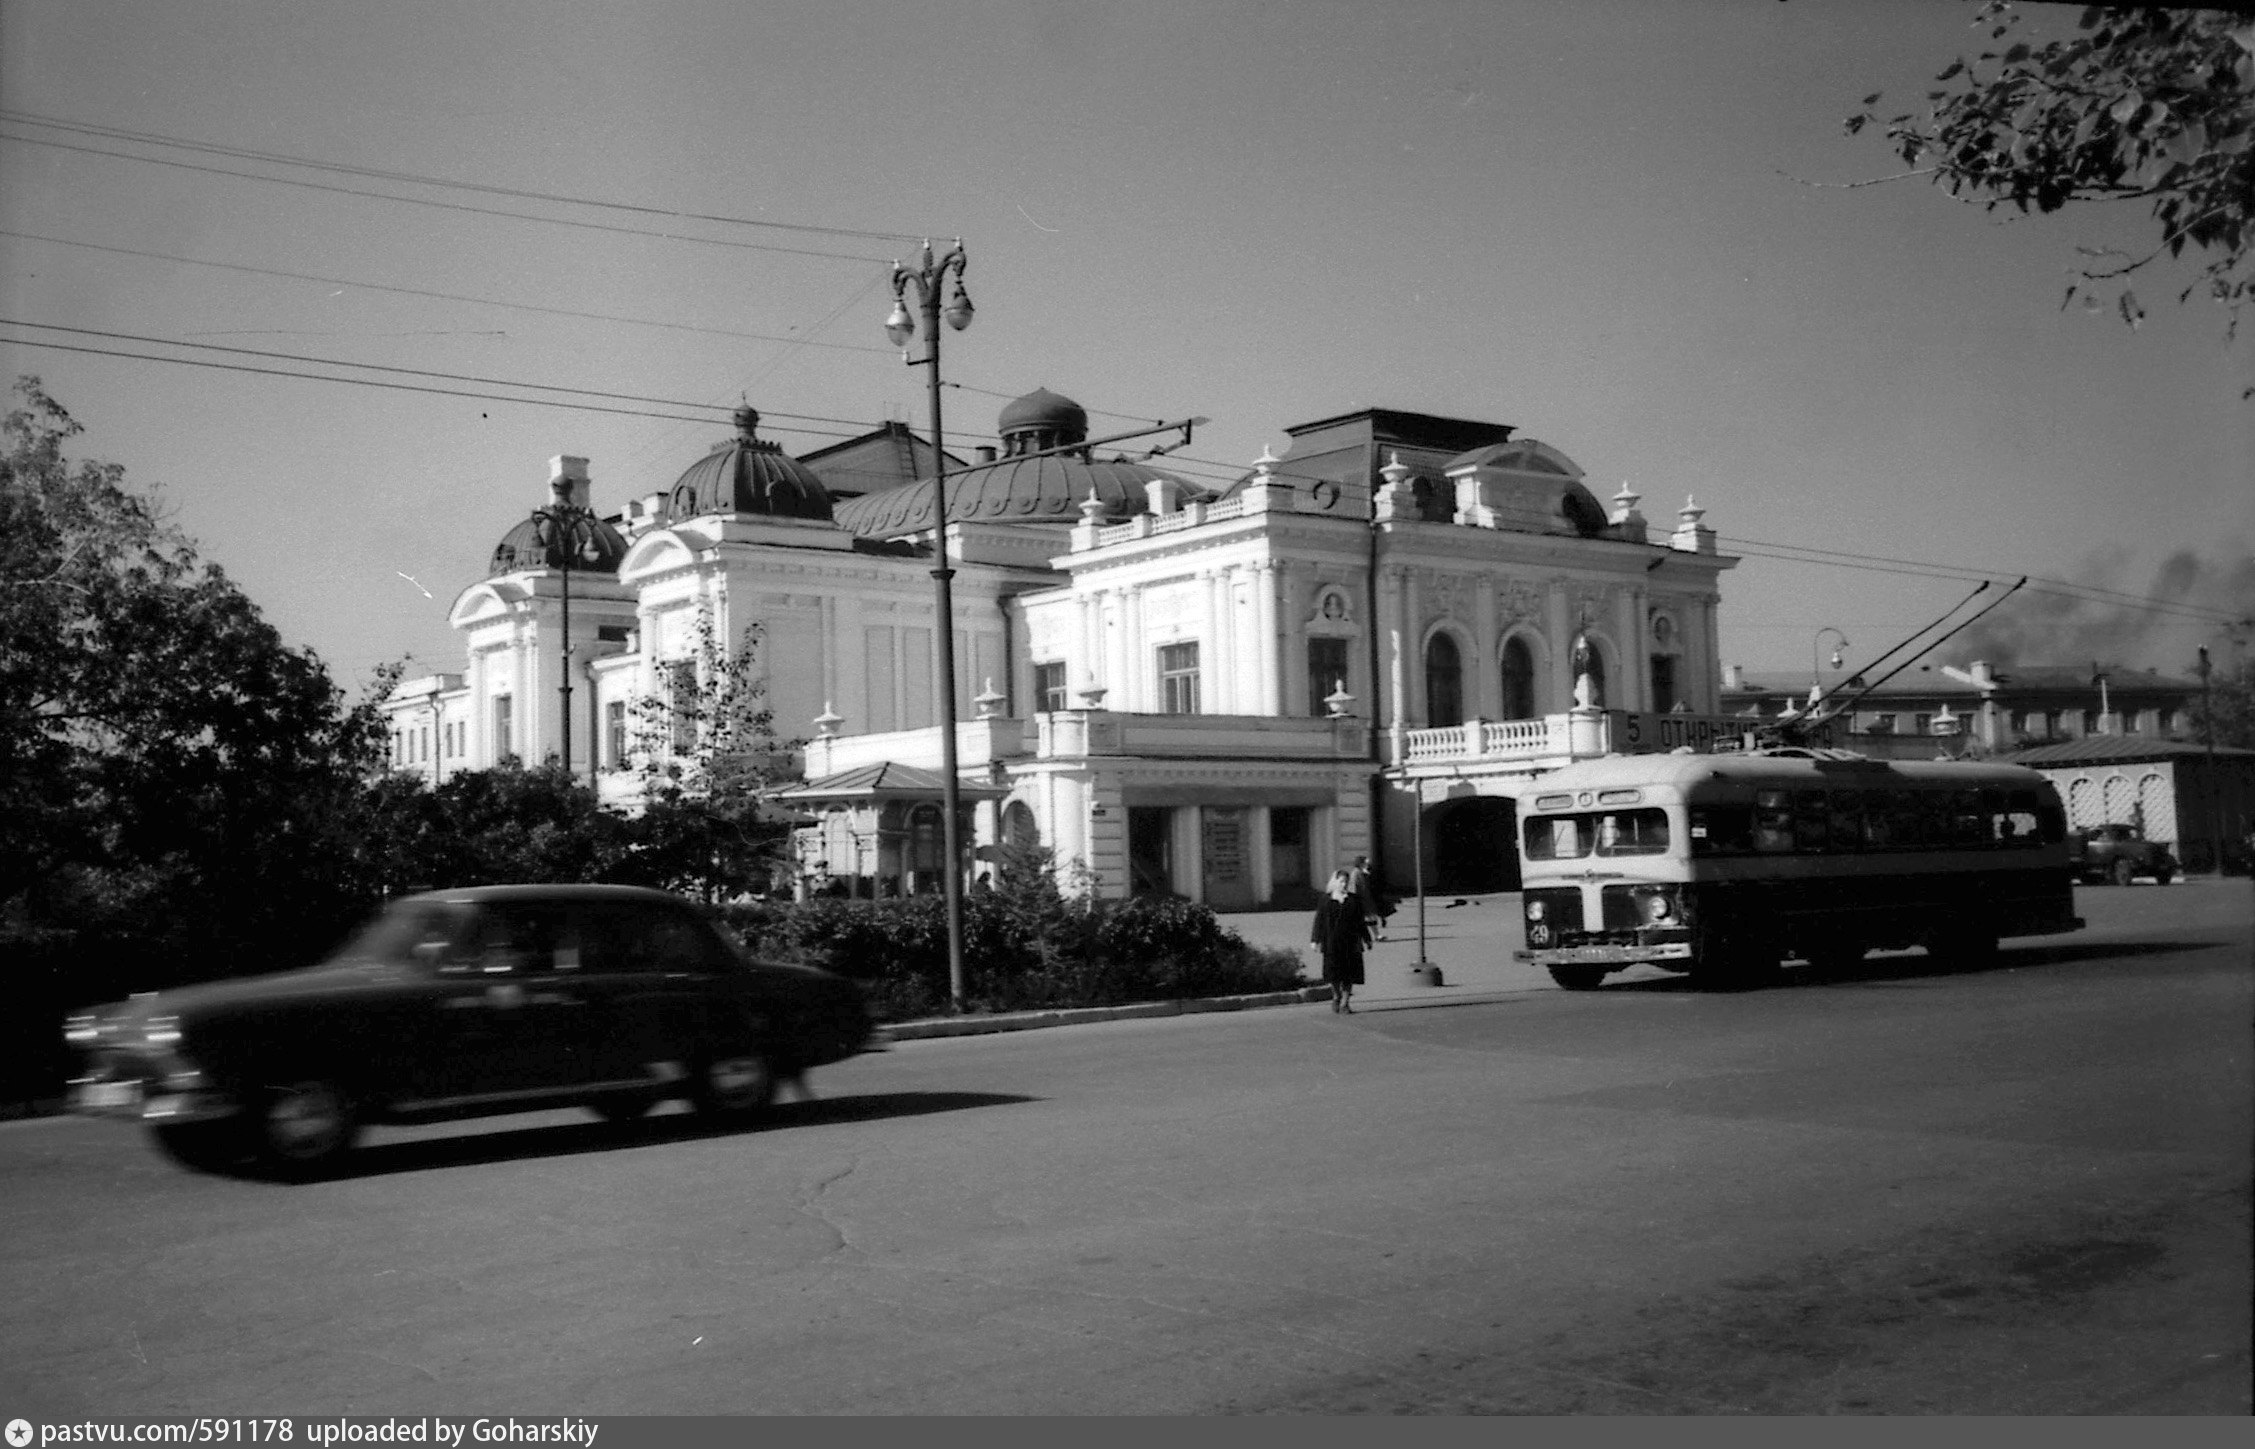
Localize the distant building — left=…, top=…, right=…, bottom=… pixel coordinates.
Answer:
left=382, top=390, right=1739, bottom=905
left=1719, top=660, right=2204, bottom=759
left=2000, top=736, right=2255, bottom=873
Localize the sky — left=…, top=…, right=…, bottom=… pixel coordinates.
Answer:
left=4, top=0, right=2250, bottom=702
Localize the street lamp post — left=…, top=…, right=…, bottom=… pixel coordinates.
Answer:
left=886, top=239, right=974, bottom=1009
left=529, top=477, right=604, bottom=781
left=1811, top=627, right=1850, bottom=694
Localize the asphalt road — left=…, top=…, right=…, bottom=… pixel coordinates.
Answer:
left=3, top=881, right=2247, bottom=1416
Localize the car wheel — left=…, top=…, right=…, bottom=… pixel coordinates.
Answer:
left=1547, top=965, right=1606, bottom=991
left=1928, top=931, right=1999, bottom=971
left=2111, top=858, right=2137, bottom=887
left=2152, top=865, right=2174, bottom=885
left=1804, top=943, right=1864, bottom=974
left=589, top=1097, right=657, bottom=1124
left=150, top=1120, right=246, bottom=1173
left=253, top=1079, right=358, bottom=1174
left=692, top=1050, right=776, bottom=1119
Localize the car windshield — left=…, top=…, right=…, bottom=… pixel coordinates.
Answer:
left=328, top=901, right=476, bottom=965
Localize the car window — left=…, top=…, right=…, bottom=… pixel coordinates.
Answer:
left=572, top=902, right=738, bottom=975
left=435, top=903, right=569, bottom=977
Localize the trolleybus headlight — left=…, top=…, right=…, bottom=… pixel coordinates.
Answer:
left=1640, top=891, right=1677, bottom=925
left=1526, top=901, right=1545, bottom=920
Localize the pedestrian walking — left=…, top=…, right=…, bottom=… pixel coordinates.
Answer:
left=1345, top=852, right=1389, bottom=939
left=1311, top=868, right=1373, bottom=1013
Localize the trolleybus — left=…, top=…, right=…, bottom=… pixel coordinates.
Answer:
left=1514, top=749, right=2083, bottom=990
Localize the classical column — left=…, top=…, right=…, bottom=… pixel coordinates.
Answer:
left=1473, top=573, right=1499, bottom=717
left=1207, top=568, right=1232, bottom=712
left=1616, top=584, right=1646, bottom=714
left=1380, top=564, right=1409, bottom=761
left=1257, top=560, right=1283, bottom=716
left=1403, top=566, right=1424, bottom=725
left=1545, top=581, right=1573, bottom=712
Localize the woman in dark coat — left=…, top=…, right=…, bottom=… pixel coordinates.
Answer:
left=1311, top=868, right=1372, bottom=1013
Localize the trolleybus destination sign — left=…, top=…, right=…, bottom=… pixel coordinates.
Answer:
left=1608, top=710, right=1837, bottom=754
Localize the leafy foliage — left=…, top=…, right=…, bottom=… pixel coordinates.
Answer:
left=1, top=377, right=392, bottom=972
left=1848, top=3, right=2255, bottom=339
left=626, top=609, right=799, bottom=900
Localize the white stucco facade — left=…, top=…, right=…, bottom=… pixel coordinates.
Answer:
left=383, top=398, right=1738, bottom=906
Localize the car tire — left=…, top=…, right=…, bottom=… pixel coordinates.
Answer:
left=2152, top=865, right=2174, bottom=885
left=691, top=1049, right=776, bottom=1120
left=150, top=1120, right=246, bottom=1173
left=252, top=1079, right=358, bottom=1175
left=1928, top=930, right=1999, bottom=971
left=589, top=1097, right=657, bottom=1124
left=2110, top=858, right=2137, bottom=887
left=1547, top=965, right=1606, bottom=991
left=1804, top=943, right=1864, bottom=974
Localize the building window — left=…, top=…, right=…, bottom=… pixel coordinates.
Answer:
left=2082, top=708, right=2100, bottom=735
left=1159, top=642, right=1200, bottom=714
left=1424, top=634, right=1463, bottom=727
left=667, top=661, right=698, bottom=752
left=1034, top=661, right=1069, bottom=713
left=493, top=695, right=514, bottom=763
left=1500, top=637, right=1536, bottom=719
left=1869, top=713, right=1896, bottom=736
left=605, top=701, right=628, bottom=767
left=1307, top=637, right=1349, bottom=716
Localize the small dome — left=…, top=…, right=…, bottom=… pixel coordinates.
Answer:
left=996, top=387, right=1087, bottom=449
left=837, top=387, right=1199, bottom=537
left=665, top=406, right=834, bottom=522
left=489, top=508, right=629, bottom=578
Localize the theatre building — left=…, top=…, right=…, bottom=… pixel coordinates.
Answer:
left=383, top=389, right=1737, bottom=906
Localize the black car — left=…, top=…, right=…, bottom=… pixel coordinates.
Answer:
left=64, top=884, right=874, bottom=1175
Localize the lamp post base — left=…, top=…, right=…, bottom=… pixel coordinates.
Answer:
left=1406, top=962, right=1445, bottom=987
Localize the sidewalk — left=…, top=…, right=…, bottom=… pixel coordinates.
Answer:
left=1223, top=890, right=1559, bottom=1009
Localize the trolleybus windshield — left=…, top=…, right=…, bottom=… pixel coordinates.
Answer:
left=1524, top=808, right=1671, bottom=861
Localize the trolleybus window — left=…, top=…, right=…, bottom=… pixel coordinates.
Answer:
left=1524, top=808, right=1670, bottom=860
left=1689, top=785, right=2064, bottom=857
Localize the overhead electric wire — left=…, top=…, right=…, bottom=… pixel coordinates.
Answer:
left=0, top=319, right=884, bottom=429
left=0, top=230, right=898, bottom=354
left=0, top=331, right=870, bottom=442
left=0, top=108, right=920, bottom=244
left=0, top=128, right=892, bottom=265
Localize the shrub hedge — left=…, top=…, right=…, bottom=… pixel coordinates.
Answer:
left=719, top=885, right=1306, bottom=1022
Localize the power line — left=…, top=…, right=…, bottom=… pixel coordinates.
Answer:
left=0, top=108, right=922, bottom=244
left=0, top=331, right=870, bottom=441
left=0, top=319, right=884, bottom=429
left=0, top=128, right=893, bottom=265
left=0, top=229, right=898, bottom=355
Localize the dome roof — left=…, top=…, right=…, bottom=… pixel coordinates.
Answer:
left=665, top=406, right=834, bottom=522
left=835, top=387, right=1195, bottom=538
left=997, top=386, right=1087, bottom=443
left=488, top=506, right=629, bottom=578
left=835, top=452, right=1193, bottom=537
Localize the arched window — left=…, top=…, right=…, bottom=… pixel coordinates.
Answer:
left=1500, top=636, right=1537, bottom=720
left=1425, top=634, right=1464, bottom=727
left=1580, top=644, right=1608, bottom=708
left=1003, top=800, right=1038, bottom=852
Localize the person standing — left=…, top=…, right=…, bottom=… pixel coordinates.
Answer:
left=1311, top=868, right=1372, bottom=1013
left=1345, top=852, right=1388, bottom=940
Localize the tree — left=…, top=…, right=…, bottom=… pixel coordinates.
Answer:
left=1, top=375, right=392, bottom=980
left=622, top=609, right=800, bottom=899
left=1848, top=4, right=2254, bottom=341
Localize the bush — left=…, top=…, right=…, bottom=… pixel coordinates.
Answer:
left=718, top=873, right=1305, bottom=1022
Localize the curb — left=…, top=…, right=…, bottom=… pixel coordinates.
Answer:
left=880, top=986, right=1333, bottom=1041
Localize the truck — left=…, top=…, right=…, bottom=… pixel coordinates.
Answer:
left=2068, top=823, right=2177, bottom=886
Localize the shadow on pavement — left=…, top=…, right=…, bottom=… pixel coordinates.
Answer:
left=1602, top=936, right=2217, bottom=994
left=281, top=1090, right=1041, bottom=1182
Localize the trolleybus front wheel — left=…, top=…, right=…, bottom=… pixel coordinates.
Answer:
left=1547, top=965, right=1607, bottom=991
